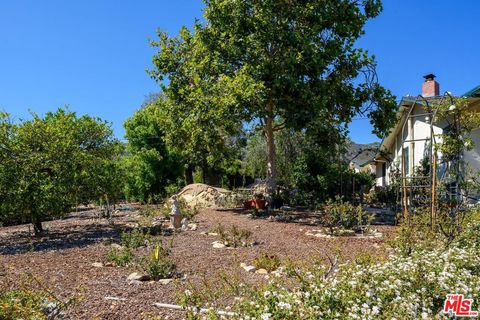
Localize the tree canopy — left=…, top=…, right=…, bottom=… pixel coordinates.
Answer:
left=0, top=109, right=122, bottom=234
left=150, top=0, right=397, bottom=194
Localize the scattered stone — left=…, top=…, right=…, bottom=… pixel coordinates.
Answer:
left=111, top=243, right=123, bottom=250
left=305, top=230, right=332, bottom=238
left=188, top=223, right=198, bottom=231
left=242, top=265, right=256, bottom=273
left=256, top=268, right=268, bottom=274
left=105, top=296, right=127, bottom=301
left=92, top=262, right=104, bottom=268
left=240, top=262, right=247, bottom=268
left=200, top=231, right=207, bottom=235
left=207, top=232, right=218, bottom=236
left=125, top=222, right=139, bottom=229
left=127, top=272, right=150, bottom=282
left=158, top=278, right=174, bottom=285
left=212, top=241, right=226, bottom=249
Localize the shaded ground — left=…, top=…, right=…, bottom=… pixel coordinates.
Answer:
left=0, top=207, right=396, bottom=319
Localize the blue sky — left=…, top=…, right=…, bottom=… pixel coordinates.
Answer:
left=1, top=0, right=479, bottom=144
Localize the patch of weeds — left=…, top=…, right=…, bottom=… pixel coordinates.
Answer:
left=121, top=229, right=146, bottom=249
left=0, top=289, right=47, bottom=319
left=252, top=251, right=281, bottom=272
left=105, top=248, right=134, bottom=267
left=0, top=274, right=80, bottom=319
left=139, top=240, right=176, bottom=280
left=217, top=224, right=252, bottom=248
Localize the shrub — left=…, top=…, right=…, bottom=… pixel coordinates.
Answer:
left=217, top=224, right=252, bottom=248
left=0, top=290, right=47, bottom=319
left=139, top=242, right=176, bottom=280
left=253, top=251, right=281, bottom=272
left=233, top=241, right=480, bottom=319
left=105, top=247, right=134, bottom=267
left=121, top=229, right=146, bottom=249
left=321, top=198, right=373, bottom=235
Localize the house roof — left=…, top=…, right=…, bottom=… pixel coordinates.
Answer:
left=463, top=85, right=480, bottom=98
left=373, top=84, right=480, bottom=162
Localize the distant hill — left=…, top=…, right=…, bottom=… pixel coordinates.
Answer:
left=345, top=141, right=379, bottom=169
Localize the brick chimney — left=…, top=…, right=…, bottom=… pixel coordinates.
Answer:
left=422, top=74, right=440, bottom=97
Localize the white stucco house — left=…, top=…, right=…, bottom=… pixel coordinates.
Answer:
left=372, top=75, right=480, bottom=188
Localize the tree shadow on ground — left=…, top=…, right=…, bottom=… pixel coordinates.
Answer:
left=0, top=223, right=122, bottom=255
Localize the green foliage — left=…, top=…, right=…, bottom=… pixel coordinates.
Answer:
left=232, top=237, right=480, bottom=319
left=139, top=242, right=176, bottom=281
left=435, top=98, right=480, bottom=162
left=0, top=108, right=123, bottom=233
left=252, top=251, right=281, bottom=272
left=321, top=198, right=373, bottom=235
left=105, top=247, right=134, bottom=267
left=150, top=0, right=397, bottom=191
left=123, top=101, right=183, bottom=203
left=216, top=224, right=252, bottom=248
left=0, top=290, right=48, bottom=319
left=120, top=229, right=146, bottom=249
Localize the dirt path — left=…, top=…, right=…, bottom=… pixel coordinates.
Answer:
left=0, top=208, right=395, bottom=319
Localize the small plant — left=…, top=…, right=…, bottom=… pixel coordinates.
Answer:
left=139, top=241, right=176, bottom=281
left=253, top=251, right=281, bottom=272
left=0, top=274, right=79, bottom=319
left=321, top=197, right=372, bottom=235
left=105, top=247, right=134, bottom=267
left=0, top=289, right=47, bottom=319
left=121, top=229, right=145, bottom=249
left=217, top=224, right=252, bottom=248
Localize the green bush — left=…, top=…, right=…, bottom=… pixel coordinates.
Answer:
left=0, top=290, right=47, bottom=319
left=105, top=247, right=134, bottom=267
left=217, top=224, right=252, bottom=248
left=252, top=251, right=281, bottom=272
left=321, top=198, right=373, bottom=235
left=139, top=242, right=176, bottom=280
left=121, top=229, right=146, bottom=249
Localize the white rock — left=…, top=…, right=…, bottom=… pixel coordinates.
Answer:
left=188, top=223, right=198, bottom=231
left=111, top=243, right=123, bottom=250
left=256, top=268, right=268, bottom=274
left=92, top=262, right=104, bottom=268
left=212, top=241, right=226, bottom=249
left=158, top=278, right=174, bottom=285
left=127, top=272, right=150, bottom=281
left=240, top=262, right=247, bottom=268
left=242, top=265, right=256, bottom=273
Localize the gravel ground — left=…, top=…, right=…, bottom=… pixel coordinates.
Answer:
left=0, top=207, right=396, bottom=319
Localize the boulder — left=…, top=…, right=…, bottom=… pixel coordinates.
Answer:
left=173, top=183, right=233, bottom=209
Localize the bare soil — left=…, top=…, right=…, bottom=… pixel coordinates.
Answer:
left=0, top=207, right=396, bottom=319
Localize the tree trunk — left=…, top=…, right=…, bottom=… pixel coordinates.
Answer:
left=265, top=102, right=277, bottom=196
left=185, top=164, right=194, bottom=185
left=32, top=214, right=43, bottom=236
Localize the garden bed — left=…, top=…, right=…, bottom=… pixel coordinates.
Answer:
left=0, top=206, right=395, bottom=319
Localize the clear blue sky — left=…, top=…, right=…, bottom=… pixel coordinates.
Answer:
left=1, top=0, right=479, bottom=144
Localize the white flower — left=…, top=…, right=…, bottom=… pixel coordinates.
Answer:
left=261, top=313, right=272, bottom=320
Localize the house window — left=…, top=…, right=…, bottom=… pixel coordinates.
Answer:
left=382, top=163, right=386, bottom=186
left=404, top=146, right=409, bottom=175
